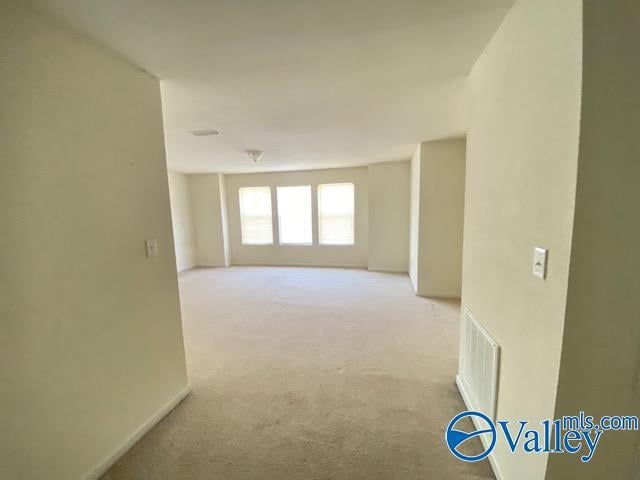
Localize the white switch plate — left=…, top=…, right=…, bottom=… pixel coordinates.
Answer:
left=533, top=247, right=547, bottom=279
left=145, top=239, right=158, bottom=258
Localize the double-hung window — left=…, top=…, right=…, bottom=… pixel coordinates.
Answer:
left=317, top=183, right=355, bottom=245
left=239, top=186, right=273, bottom=245
left=277, top=186, right=312, bottom=245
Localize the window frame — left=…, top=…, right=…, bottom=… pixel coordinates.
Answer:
left=276, top=185, right=313, bottom=246
left=238, top=186, right=274, bottom=246
left=317, top=182, right=355, bottom=246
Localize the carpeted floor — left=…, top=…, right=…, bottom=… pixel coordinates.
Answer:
left=103, top=267, right=494, bottom=480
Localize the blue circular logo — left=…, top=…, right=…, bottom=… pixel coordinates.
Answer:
left=445, top=411, right=496, bottom=462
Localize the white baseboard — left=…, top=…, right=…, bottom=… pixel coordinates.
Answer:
left=367, top=267, right=409, bottom=274
left=419, top=291, right=461, bottom=299
left=455, top=375, right=504, bottom=480
left=176, top=264, right=196, bottom=273
left=455, top=374, right=473, bottom=412
left=409, top=273, right=418, bottom=293
left=229, top=262, right=368, bottom=269
left=84, top=384, right=191, bottom=480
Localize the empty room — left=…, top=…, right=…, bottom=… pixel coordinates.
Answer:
left=2, top=1, right=638, bottom=479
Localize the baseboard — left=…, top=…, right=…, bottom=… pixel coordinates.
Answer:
left=409, top=273, right=418, bottom=293
left=419, top=291, right=461, bottom=299
left=176, top=264, right=196, bottom=273
left=229, top=262, right=368, bottom=269
left=367, top=267, right=409, bottom=274
left=84, top=384, right=191, bottom=480
left=455, top=374, right=473, bottom=414
left=455, top=375, right=504, bottom=480
left=193, top=262, right=228, bottom=268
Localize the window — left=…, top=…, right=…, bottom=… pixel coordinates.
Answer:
left=277, top=186, right=312, bottom=245
left=239, top=187, right=273, bottom=245
left=318, top=183, right=355, bottom=245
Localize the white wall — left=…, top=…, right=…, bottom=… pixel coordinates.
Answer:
left=225, top=167, right=369, bottom=267
left=183, top=163, right=412, bottom=271
left=0, top=2, right=189, bottom=479
left=409, top=140, right=466, bottom=297
left=168, top=172, right=196, bottom=272
left=462, top=0, right=582, bottom=478
left=417, top=140, right=466, bottom=297
left=219, top=174, right=231, bottom=266
left=548, top=1, right=640, bottom=478
left=367, top=161, right=410, bottom=273
left=409, top=146, right=421, bottom=288
left=190, top=173, right=229, bottom=267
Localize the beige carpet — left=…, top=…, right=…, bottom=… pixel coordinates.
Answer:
left=103, top=267, right=493, bottom=480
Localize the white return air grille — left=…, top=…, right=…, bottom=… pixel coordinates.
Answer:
left=456, top=308, right=500, bottom=420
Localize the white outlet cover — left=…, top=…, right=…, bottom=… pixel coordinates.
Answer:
left=533, top=247, right=547, bottom=279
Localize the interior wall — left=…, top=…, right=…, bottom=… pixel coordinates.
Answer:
left=219, top=174, right=231, bottom=266
left=367, top=161, right=410, bottom=273
left=417, top=140, right=466, bottom=298
left=461, top=0, right=582, bottom=478
left=0, top=2, right=189, bottom=479
left=409, top=146, right=421, bottom=289
left=547, top=1, right=640, bottom=478
left=190, top=173, right=229, bottom=267
left=168, top=172, right=196, bottom=272
left=225, top=167, right=369, bottom=267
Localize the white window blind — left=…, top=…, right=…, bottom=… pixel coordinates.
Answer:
left=277, top=186, right=312, bottom=245
left=239, top=186, right=273, bottom=245
left=318, top=183, right=355, bottom=245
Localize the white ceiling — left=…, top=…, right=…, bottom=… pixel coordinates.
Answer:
left=32, top=0, right=513, bottom=173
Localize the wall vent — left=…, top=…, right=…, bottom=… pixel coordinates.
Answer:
left=456, top=308, right=500, bottom=419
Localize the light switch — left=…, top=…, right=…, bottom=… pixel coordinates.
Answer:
left=145, top=239, right=158, bottom=258
left=533, top=247, right=547, bottom=279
